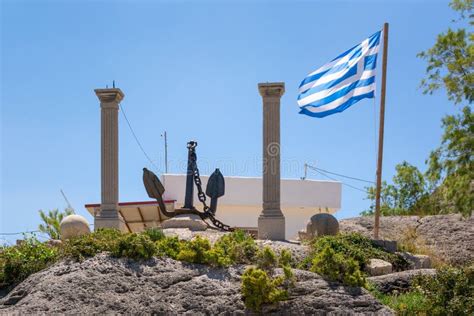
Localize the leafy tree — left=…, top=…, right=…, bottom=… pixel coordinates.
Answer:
left=417, top=0, right=473, bottom=104
left=426, top=106, right=474, bottom=216
left=363, top=1, right=473, bottom=217
left=38, top=208, right=74, bottom=240
left=418, top=0, right=473, bottom=217
left=362, top=162, right=427, bottom=216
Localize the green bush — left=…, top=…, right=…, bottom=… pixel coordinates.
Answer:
left=176, top=236, right=211, bottom=264
left=112, top=233, right=156, bottom=260
left=310, top=233, right=409, bottom=272
left=62, top=228, right=122, bottom=260
left=143, top=228, right=165, bottom=242
left=369, top=286, right=430, bottom=316
left=278, top=249, right=293, bottom=268
left=256, top=246, right=277, bottom=274
left=156, top=236, right=182, bottom=259
left=207, top=230, right=258, bottom=267
left=310, top=245, right=366, bottom=287
left=413, top=264, right=474, bottom=315
left=0, top=236, right=59, bottom=285
left=241, top=267, right=288, bottom=311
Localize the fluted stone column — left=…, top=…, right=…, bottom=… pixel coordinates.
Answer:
left=258, top=82, right=285, bottom=240
left=95, top=88, right=126, bottom=231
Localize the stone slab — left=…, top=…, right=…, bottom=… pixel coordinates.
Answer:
left=161, top=214, right=207, bottom=231
left=365, top=258, right=393, bottom=276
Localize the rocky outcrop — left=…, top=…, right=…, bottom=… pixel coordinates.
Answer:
left=0, top=253, right=393, bottom=315
left=340, top=214, right=474, bottom=266
left=368, top=269, right=436, bottom=294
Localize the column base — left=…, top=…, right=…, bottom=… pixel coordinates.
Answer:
left=258, top=213, right=285, bottom=240
left=94, top=209, right=127, bottom=232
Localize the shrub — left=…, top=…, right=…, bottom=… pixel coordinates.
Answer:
left=176, top=236, right=211, bottom=264
left=256, top=246, right=277, bottom=274
left=156, top=236, right=182, bottom=259
left=413, top=264, right=474, bottom=315
left=207, top=230, right=258, bottom=267
left=241, top=267, right=288, bottom=311
left=0, top=236, right=59, bottom=285
left=310, top=233, right=409, bottom=272
left=62, top=228, right=122, bottom=260
left=311, top=245, right=365, bottom=287
left=370, top=287, right=430, bottom=316
left=143, top=228, right=165, bottom=242
left=112, top=233, right=156, bottom=260
left=278, top=249, right=293, bottom=268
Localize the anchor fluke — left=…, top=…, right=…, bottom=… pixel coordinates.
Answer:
left=206, top=168, right=225, bottom=215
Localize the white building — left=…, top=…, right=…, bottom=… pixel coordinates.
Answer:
left=86, top=174, right=341, bottom=240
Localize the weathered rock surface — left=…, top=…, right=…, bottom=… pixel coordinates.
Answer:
left=365, top=259, right=393, bottom=276
left=368, top=269, right=436, bottom=294
left=0, top=253, right=393, bottom=315
left=340, top=214, right=474, bottom=266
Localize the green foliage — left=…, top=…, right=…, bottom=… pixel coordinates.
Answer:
left=310, top=246, right=365, bottom=287
left=426, top=106, right=474, bottom=217
left=278, top=249, right=293, bottom=268
left=207, top=230, right=258, bottom=267
left=0, top=236, right=59, bottom=285
left=369, top=286, right=430, bottom=316
left=256, top=246, right=277, bottom=274
left=143, top=228, right=165, bottom=242
left=418, top=0, right=473, bottom=104
left=155, top=236, right=182, bottom=259
left=61, top=228, right=122, bottom=260
left=241, top=267, right=288, bottom=312
left=310, top=233, right=408, bottom=272
left=362, top=162, right=429, bottom=216
left=38, top=208, right=75, bottom=240
left=176, top=236, right=211, bottom=264
left=112, top=233, right=156, bottom=260
left=413, top=264, right=474, bottom=315
left=362, top=1, right=473, bottom=218
left=371, top=265, right=474, bottom=315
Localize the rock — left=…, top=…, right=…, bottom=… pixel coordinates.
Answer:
left=60, top=215, right=90, bottom=240
left=299, top=213, right=339, bottom=241
left=368, top=269, right=436, bottom=294
left=398, top=252, right=431, bottom=269
left=365, top=259, right=392, bottom=276
left=372, top=240, right=398, bottom=253
left=0, top=253, right=393, bottom=314
left=340, top=214, right=474, bottom=266
left=161, top=214, right=207, bottom=231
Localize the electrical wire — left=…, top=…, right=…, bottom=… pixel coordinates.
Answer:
left=306, top=164, right=375, bottom=184
left=119, top=102, right=161, bottom=173
left=306, top=166, right=369, bottom=193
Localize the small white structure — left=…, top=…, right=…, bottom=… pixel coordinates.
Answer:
left=85, top=174, right=341, bottom=239
left=162, top=174, right=341, bottom=239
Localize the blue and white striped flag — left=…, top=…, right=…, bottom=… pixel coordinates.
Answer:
left=298, top=31, right=381, bottom=118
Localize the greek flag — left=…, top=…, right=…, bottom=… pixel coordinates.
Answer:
left=298, top=31, right=381, bottom=118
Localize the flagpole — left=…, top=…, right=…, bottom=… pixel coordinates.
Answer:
left=374, top=22, right=389, bottom=239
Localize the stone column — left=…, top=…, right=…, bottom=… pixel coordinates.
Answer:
left=94, top=88, right=126, bottom=231
left=258, top=82, right=285, bottom=240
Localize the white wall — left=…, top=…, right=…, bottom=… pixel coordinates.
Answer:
left=161, top=174, right=341, bottom=239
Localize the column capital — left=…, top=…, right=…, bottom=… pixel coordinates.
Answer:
left=95, top=88, right=125, bottom=103
left=258, top=82, right=285, bottom=98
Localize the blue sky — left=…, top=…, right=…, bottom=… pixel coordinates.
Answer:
left=1, top=0, right=458, bottom=242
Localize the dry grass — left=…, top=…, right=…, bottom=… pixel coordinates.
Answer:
left=397, top=227, right=447, bottom=268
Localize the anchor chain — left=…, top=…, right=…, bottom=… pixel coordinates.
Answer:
left=188, top=146, right=233, bottom=231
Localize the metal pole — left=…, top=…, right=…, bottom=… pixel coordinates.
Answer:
left=164, top=131, right=168, bottom=173
left=374, top=23, right=389, bottom=239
